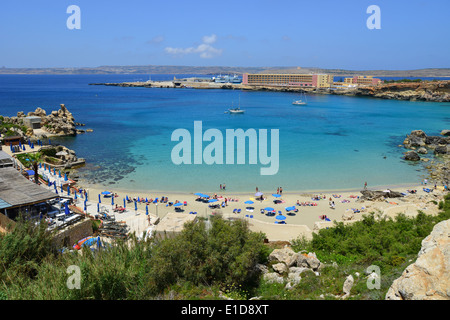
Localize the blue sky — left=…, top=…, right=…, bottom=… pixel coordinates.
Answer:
left=1, top=0, right=449, bottom=70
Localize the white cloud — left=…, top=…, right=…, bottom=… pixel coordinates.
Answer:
left=202, top=34, right=217, bottom=44
left=165, top=34, right=222, bottom=59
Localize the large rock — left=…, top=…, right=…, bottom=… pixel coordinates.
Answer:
left=268, top=246, right=298, bottom=267
left=360, top=189, right=404, bottom=201
left=386, top=219, right=450, bottom=300
left=441, top=130, right=450, bottom=136
left=295, top=252, right=321, bottom=271
left=404, top=151, right=420, bottom=161
left=434, top=145, right=449, bottom=155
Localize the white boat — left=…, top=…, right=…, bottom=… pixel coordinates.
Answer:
left=292, top=93, right=307, bottom=105
left=228, top=107, right=245, bottom=114
left=228, top=95, right=245, bottom=114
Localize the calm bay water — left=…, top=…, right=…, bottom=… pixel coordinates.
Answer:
left=1, top=74, right=449, bottom=193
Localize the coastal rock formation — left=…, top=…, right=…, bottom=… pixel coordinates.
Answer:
left=1, top=104, right=82, bottom=139
left=385, top=219, right=450, bottom=300
left=360, top=189, right=404, bottom=201
left=40, top=104, right=77, bottom=136
left=402, top=130, right=450, bottom=185
left=348, top=81, right=450, bottom=102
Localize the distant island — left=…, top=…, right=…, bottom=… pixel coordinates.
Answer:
left=0, top=65, right=449, bottom=78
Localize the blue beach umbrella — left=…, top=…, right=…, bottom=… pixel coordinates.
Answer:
left=285, top=206, right=296, bottom=211
left=97, top=203, right=100, bottom=213
left=264, top=207, right=274, bottom=211
left=135, top=201, right=137, bottom=211
left=194, top=193, right=203, bottom=196
left=276, top=215, right=286, bottom=221
left=146, top=205, right=149, bottom=215
left=84, top=201, right=87, bottom=212
left=126, top=195, right=129, bottom=201
left=64, top=203, right=70, bottom=215
left=64, top=173, right=68, bottom=181
left=208, top=199, right=218, bottom=203
left=244, top=200, right=254, bottom=204
left=74, top=192, right=77, bottom=200
left=111, top=196, right=114, bottom=206
left=59, top=170, right=61, bottom=178
left=173, top=202, right=183, bottom=207
left=123, top=198, right=126, bottom=208
left=145, top=197, right=148, bottom=203
left=98, top=194, right=101, bottom=203
left=101, top=191, right=111, bottom=195
left=272, top=194, right=281, bottom=198
left=60, top=184, right=63, bottom=193
left=67, top=186, right=70, bottom=196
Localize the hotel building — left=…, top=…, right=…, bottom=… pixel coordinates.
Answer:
left=344, top=76, right=382, bottom=86
left=242, top=73, right=333, bottom=88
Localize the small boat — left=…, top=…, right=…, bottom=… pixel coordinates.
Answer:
left=227, top=95, right=245, bottom=114
left=228, top=107, right=245, bottom=114
left=292, top=92, right=307, bottom=105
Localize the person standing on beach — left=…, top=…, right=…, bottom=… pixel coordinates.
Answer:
left=220, top=184, right=222, bottom=190
left=277, top=187, right=280, bottom=194
left=280, top=187, right=283, bottom=195
left=364, top=182, right=367, bottom=190
left=223, top=183, right=226, bottom=190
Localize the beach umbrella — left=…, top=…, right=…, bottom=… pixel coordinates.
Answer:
left=59, top=170, right=61, bottom=178
left=123, top=198, right=126, bottom=208
left=22, top=145, right=26, bottom=151
left=208, top=199, right=218, bottom=203
left=135, top=201, right=137, bottom=211
left=272, top=194, right=281, bottom=198
left=97, top=203, right=100, bottom=213
left=244, top=200, right=254, bottom=204
left=194, top=193, right=204, bottom=196
left=111, top=196, right=114, bottom=206
left=74, top=192, right=77, bottom=200
left=101, top=191, right=111, bottom=195
left=153, top=198, right=158, bottom=203
left=173, top=202, right=183, bottom=207
left=98, top=194, right=101, bottom=203
left=264, top=207, right=274, bottom=212
left=84, top=201, right=87, bottom=212
left=64, top=173, right=68, bottom=181
left=60, top=184, right=63, bottom=193
left=146, top=205, right=149, bottom=215
left=145, top=197, right=148, bottom=203
left=255, top=192, right=263, bottom=197
left=64, top=203, right=70, bottom=215
left=276, top=215, right=286, bottom=221
left=67, top=186, right=70, bottom=196
left=285, top=206, right=296, bottom=211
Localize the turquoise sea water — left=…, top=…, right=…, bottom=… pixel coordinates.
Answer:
left=1, top=74, right=449, bottom=193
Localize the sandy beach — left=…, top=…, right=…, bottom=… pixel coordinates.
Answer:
left=71, top=178, right=446, bottom=242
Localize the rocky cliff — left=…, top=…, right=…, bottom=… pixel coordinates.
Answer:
left=385, top=219, right=450, bottom=300
left=334, top=81, right=450, bottom=102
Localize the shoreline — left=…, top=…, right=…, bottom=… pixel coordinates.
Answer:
left=73, top=176, right=445, bottom=242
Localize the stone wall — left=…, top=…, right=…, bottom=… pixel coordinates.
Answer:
left=53, top=218, right=93, bottom=248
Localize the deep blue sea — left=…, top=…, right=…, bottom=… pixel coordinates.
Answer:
left=1, top=74, right=449, bottom=193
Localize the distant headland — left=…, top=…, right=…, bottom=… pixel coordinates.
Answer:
left=0, top=65, right=449, bottom=78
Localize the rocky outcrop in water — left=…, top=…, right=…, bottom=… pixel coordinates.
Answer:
left=386, top=219, right=450, bottom=300
left=401, top=130, right=450, bottom=184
